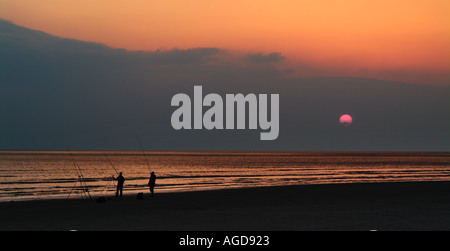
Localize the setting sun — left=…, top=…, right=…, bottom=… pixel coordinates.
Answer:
left=339, top=114, right=353, bottom=126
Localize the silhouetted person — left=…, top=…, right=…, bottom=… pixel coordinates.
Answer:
left=148, top=171, right=156, bottom=197
left=113, top=172, right=125, bottom=197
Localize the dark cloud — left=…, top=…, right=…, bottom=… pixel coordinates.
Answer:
left=247, top=52, right=285, bottom=63
left=0, top=20, right=449, bottom=151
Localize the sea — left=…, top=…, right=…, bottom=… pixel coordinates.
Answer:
left=0, top=151, right=449, bottom=202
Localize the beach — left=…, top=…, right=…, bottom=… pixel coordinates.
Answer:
left=1, top=181, right=449, bottom=231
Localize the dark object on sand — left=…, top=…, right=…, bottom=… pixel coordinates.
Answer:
left=136, top=192, right=144, bottom=200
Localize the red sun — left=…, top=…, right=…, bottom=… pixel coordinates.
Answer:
left=339, top=114, right=352, bottom=126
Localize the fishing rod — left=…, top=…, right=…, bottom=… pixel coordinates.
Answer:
left=74, top=153, right=91, bottom=200
left=67, top=154, right=83, bottom=199
left=104, top=153, right=119, bottom=175
left=68, top=153, right=92, bottom=200
left=101, top=153, right=118, bottom=197
left=136, top=134, right=152, bottom=174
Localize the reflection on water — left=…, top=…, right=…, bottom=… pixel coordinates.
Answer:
left=0, top=151, right=449, bottom=201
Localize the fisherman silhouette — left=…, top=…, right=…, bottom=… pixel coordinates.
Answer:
left=113, top=172, right=125, bottom=197
left=148, top=172, right=156, bottom=197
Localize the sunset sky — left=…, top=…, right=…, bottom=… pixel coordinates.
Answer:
left=1, top=0, right=449, bottom=84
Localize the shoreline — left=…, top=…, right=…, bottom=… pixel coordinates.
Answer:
left=1, top=181, right=450, bottom=230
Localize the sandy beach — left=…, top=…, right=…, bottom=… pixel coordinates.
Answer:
left=1, top=181, right=449, bottom=231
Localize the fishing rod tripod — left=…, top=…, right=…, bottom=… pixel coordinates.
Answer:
left=99, top=175, right=116, bottom=197
left=66, top=154, right=92, bottom=200
left=66, top=174, right=92, bottom=200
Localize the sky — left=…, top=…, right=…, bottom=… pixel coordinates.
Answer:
left=0, top=1, right=449, bottom=151
left=1, top=0, right=449, bottom=85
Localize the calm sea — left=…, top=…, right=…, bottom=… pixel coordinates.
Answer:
left=0, top=151, right=449, bottom=202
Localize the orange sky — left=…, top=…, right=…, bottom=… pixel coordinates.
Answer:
left=1, top=0, right=449, bottom=84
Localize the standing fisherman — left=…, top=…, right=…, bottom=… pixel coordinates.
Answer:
left=113, top=172, right=125, bottom=197
left=148, top=172, right=157, bottom=197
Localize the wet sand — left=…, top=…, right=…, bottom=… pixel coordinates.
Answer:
left=1, top=181, right=449, bottom=231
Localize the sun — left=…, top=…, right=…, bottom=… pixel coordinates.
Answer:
left=339, top=114, right=352, bottom=126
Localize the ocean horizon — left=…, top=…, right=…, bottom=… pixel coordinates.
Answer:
left=1, top=150, right=449, bottom=202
